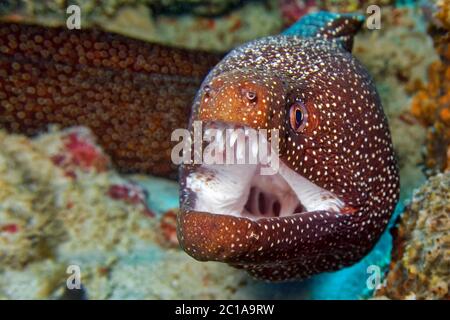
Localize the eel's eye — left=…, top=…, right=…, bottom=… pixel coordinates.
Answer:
left=289, top=102, right=308, bottom=132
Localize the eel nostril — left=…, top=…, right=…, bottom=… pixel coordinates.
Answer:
left=203, top=85, right=212, bottom=98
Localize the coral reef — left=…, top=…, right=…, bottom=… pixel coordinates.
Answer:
left=433, top=0, right=450, bottom=29
left=0, top=126, right=255, bottom=299
left=376, top=172, right=450, bottom=299
left=411, top=0, right=450, bottom=174
left=0, top=127, right=156, bottom=270
left=0, top=1, right=284, bottom=52
left=7, top=0, right=244, bottom=17
left=0, top=1, right=444, bottom=300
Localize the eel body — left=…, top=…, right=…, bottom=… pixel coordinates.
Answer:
left=0, top=22, right=221, bottom=177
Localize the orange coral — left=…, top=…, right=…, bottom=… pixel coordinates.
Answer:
left=435, top=0, right=450, bottom=30
left=410, top=4, right=450, bottom=173
left=376, top=173, right=450, bottom=300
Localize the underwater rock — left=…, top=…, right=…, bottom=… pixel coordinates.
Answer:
left=0, top=126, right=257, bottom=299
left=0, top=130, right=65, bottom=268
left=10, top=0, right=244, bottom=17
left=353, top=7, right=436, bottom=199
left=0, top=1, right=284, bottom=52
left=376, top=172, right=450, bottom=299
left=0, top=127, right=157, bottom=271
left=411, top=0, right=450, bottom=174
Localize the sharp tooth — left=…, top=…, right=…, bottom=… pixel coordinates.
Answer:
left=237, top=141, right=245, bottom=161
left=230, top=131, right=238, bottom=145
left=217, top=131, right=224, bottom=152
left=251, top=139, right=258, bottom=160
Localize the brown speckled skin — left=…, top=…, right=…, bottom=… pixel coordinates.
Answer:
left=0, top=23, right=221, bottom=177
left=178, top=17, right=400, bottom=280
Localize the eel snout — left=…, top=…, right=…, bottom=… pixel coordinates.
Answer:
left=198, top=69, right=286, bottom=129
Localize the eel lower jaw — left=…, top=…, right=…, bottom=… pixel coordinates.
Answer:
left=178, top=133, right=349, bottom=263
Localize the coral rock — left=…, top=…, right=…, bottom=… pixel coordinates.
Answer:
left=376, top=172, right=450, bottom=299
left=411, top=0, right=450, bottom=173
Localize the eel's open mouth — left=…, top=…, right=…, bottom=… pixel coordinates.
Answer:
left=177, top=122, right=367, bottom=277
left=184, top=122, right=345, bottom=220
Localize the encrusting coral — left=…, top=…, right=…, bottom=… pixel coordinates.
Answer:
left=411, top=0, right=450, bottom=174
left=4, top=0, right=244, bottom=17
left=376, top=2, right=450, bottom=298
left=0, top=0, right=284, bottom=52
left=376, top=172, right=450, bottom=299
left=354, top=7, right=436, bottom=199
left=0, top=127, right=255, bottom=299
left=0, top=126, right=157, bottom=270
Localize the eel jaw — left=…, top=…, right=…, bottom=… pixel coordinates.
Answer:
left=185, top=160, right=345, bottom=221
left=178, top=123, right=348, bottom=267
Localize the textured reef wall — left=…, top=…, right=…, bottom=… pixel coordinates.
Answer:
left=375, top=0, right=450, bottom=300
left=411, top=0, right=450, bottom=174
left=376, top=172, right=449, bottom=299
left=3, top=0, right=245, bottom=17
left=354, top=6, right=436, bottom=199
left=0, top=127, right=252, bottom=299
left=1, top=0, right=284, bottom=52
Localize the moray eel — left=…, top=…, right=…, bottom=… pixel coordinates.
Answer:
left=0, top=22, right=221, bottom=177
left=178, top=12, right=400, bottom=281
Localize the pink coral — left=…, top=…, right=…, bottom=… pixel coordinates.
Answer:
left=50, top=128, right=110, bottom=177
left=107, top=183, right=155, bottom=218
